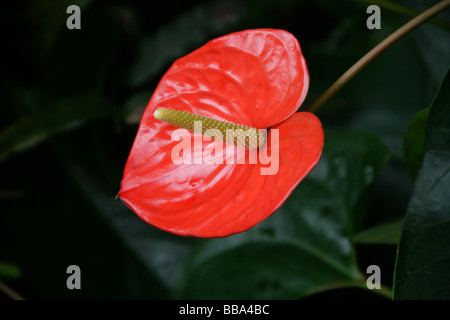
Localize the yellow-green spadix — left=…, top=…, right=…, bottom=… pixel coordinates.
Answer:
left=154, top=108, right=266, bottom=149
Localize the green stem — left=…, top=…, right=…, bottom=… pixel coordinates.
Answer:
left=308, top=0, right=450, bottom=114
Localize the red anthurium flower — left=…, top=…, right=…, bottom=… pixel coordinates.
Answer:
left=119, top=29, right=324, bottom=238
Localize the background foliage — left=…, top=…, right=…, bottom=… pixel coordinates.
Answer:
left=1, top=0, right=449, bottom=299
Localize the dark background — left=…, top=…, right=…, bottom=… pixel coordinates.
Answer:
left=1, top=0, right=449, bottom=299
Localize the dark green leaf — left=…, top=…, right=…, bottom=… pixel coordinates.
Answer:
left=409, top=0, right=450, bottom=87
left=352, top=219, right=404, bottom=245
left=309, top=9, right=443, bottom=160
left=2, top=126, right=197, bottom=299
left=176, top=131, right=390, bottom=299
left=403, top=108, right=429, bottom=182
left=394, top=68, right=450, bottom=299
left=50, top=132, right=198, bottom=298
left=0, top=94, right=110, bottom=163
left=309, top=131, right=391, bottom=234
left=128, top=1, right=243, bottom=87
left=344, top=34, right=433, bottom=159
left=0, top=262, right=22, bottom=280
left=27, top=0, right=93, bottom=55
left=62, top=154, right=197, bottom=297
left=39, top=3, right=123, bottom=95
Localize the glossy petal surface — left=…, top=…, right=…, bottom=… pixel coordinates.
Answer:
left=148, top=29, right=308, bottom=128
left=119, top=29, right=322, bottom=237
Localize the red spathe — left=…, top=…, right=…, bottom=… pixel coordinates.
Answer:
left=119, top=29, right=324, bottom=238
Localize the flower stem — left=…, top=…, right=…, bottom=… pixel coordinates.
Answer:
left=0, top=280, right=25, bottom=300
left=308, top=0, right=450, bottom=114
